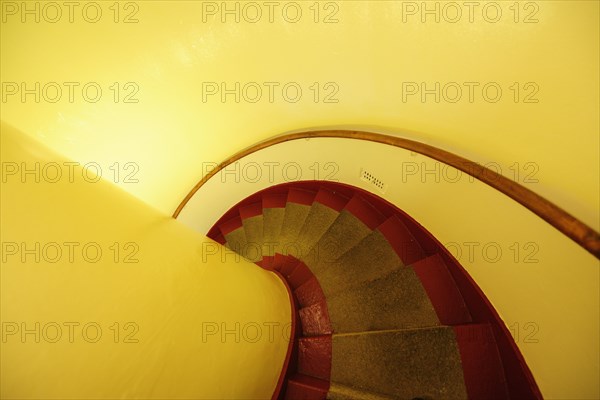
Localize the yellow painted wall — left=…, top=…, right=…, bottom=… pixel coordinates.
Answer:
left=1, top=1, right=598, bottom=398
left=0, top=122, right=291, bottom=399
left=1, top=0, right=598, bottom=231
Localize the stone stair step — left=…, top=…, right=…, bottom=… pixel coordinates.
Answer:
left=303, top=193, right=387, bottom=273
left=316, top=228, right=405, bottom=298
left=331, top=327, right=468, bottom=399
left=294, top=188, right=349, bottom=259
left=239, top=201, right=263, bottom=262
left=326, top=266, right=440, bottom=333
left=219, top=215, right=247, bottom=256
left=278, top=188, right=317, bottom=256
left=262, top=192, right=288, bottom=257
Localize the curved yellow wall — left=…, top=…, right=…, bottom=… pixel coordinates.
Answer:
left=1, top=0, right=598, bottom=231
left=1, top=1, right=598, bottom=398
left=0, top=122, right=291, bottom=399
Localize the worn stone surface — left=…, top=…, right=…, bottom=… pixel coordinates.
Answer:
left=277, top=202, right=312, bottom=256
left=224, top=227, right=247, bottom=257
left=331, top=328, right=468, bottom=399
left=317, top=229, right=405, bottom=298
left=241, top=215, right=263, bottom=261
left=304, top=210, right=372, bottom=273
left=327, top=266, right=440, bottom=333
left=294, top=203, right=341, bottom=260
left=262, top=207, right=285, bottom=257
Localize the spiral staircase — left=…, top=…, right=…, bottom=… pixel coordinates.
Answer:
left=206, top=180, right=541, bottom=400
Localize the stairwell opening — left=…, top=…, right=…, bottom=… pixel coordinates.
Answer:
left=206, top=180, right=542, bottom=400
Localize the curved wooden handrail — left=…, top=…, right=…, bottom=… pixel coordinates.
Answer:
left=173, top=129, right=600, bottom=259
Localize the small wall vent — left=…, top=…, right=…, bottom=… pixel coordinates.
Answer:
left=359, top=168, right=388, bottom=194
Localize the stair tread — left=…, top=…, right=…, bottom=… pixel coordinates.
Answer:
left=315, top=229, right=404, bottom=298
left=223, top=229, right=247, bottom=255
left=326, top=265, right=440, bottom=333
left=299, top=193, right=390, bottom=271
left=262, top=207, right=286, bottom=257
left=278, top=202, right=313, bottom=256
left=240, top=208, right=263, bottom=262
left=293, top=200, right=341, bottom=259
left=263, top=192, right=288, bottom=259
left=331, top=325, right=468, bottom=399
left=302, top=209, right=373, bottom=272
